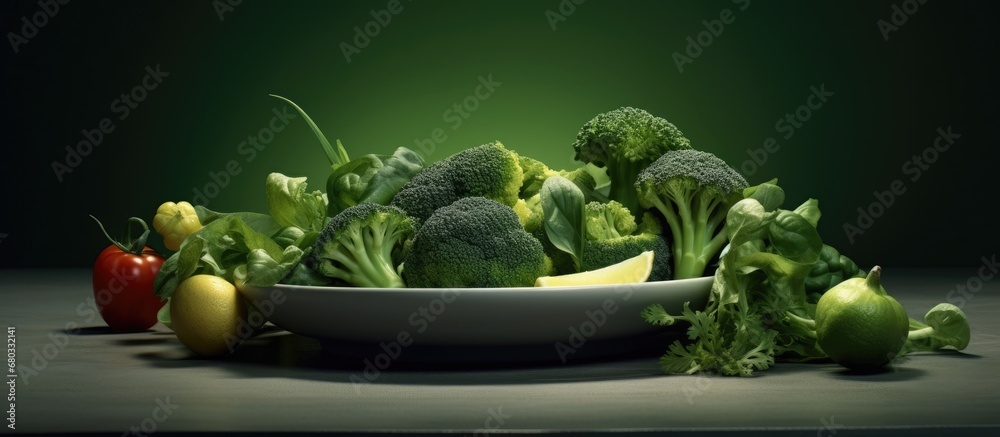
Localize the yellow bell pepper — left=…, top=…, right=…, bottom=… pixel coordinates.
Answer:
left=153, top=201, right=203, bottom=251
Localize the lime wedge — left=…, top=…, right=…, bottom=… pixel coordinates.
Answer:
left=535, top=251, right=655, bottom=287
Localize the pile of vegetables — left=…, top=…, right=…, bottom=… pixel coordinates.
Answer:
left=151, top=104, right=718, bottom=301
left=93, top=97, right=969, bottom=368
left=641, top=181, right=971, bottom=375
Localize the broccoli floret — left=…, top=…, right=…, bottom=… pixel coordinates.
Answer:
left=637, top=211, right=664, bottom=235
left=585, top=200, right=637, bottom=240
left=518, top=154, right=604, bottom=202
left=305, top=203, right=416, bottom=288
left=513, top=194, right=544, bottom=234
left=635, top=149, right=748, bottom=279
left=402, top=197, right=551, bottom=288
left=391, top=141, right=523, bottom=223
left=518, top=154, right=552, bottom=198
left=571, top=107, right=692, bottom=215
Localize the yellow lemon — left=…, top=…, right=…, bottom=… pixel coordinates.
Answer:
left=535, top=251, right=655, bottom=287
left=170, top=274, right=248, bottom=357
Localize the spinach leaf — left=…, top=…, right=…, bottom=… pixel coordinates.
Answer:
left=540, top=176, right=585, bottom=272
left=194, top=205, right=283, bottom=237
left=326, top=146, right=425, bottom=216
left=244, top=246, right=305, bottom=287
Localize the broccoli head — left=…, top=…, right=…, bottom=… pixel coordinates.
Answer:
left=635, top=149, right=748, bottom=279
left=305, top=203, right=416, bottom=288
left=571, top=107, right=692, bottom=215
left=402, top=197, right=551, bottom=288
left=391, top=141, right=523, bottom=223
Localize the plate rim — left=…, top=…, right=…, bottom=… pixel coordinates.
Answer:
left=264, top=275, right=715, bottom=295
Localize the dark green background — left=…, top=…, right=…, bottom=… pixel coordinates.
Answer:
left=2, top=0, right=996, bottom=269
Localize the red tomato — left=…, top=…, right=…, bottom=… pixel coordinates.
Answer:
left=90, top=216, right=166, bottom=332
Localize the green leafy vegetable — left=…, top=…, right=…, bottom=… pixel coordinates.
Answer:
left=194, top=205, right=283, bottom=237
left=153, top=215, right=302, bottom=299
left=271, top=226, right=318, bottom=250
left=903, top=303, right=971, bottom=353
left=540, top=176, right=586, bottom=273
left=643, top=179, right=972, bottom=375
left=642, top=181, right=825, bottom=375
left=265, top=172, right=328, bottom=232
left=269, top=94, right=349, bottom=171
left=804, top=244, right=865, bottom=302
left=327, top=147, right=425, bottom=216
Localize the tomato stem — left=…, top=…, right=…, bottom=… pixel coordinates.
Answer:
left=90, top=215, right=151, bottom=255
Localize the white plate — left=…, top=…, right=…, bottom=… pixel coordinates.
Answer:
left=240, top=277, right=713, bottom=349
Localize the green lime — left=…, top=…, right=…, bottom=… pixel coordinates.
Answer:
left=815, top=266, right=909, bottom=370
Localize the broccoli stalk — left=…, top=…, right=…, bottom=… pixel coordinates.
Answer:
left=644, top=184, right=730, bottom=279
left=606, top=158, right=651, bottom=221
left=571, top=107, right=692, bottom=215
left=635, top=149, right=748, bottom=279
left=306, top=203, right=416, bottom=288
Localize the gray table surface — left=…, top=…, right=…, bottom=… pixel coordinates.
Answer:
left=1, top=268, right=997, bottom=436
